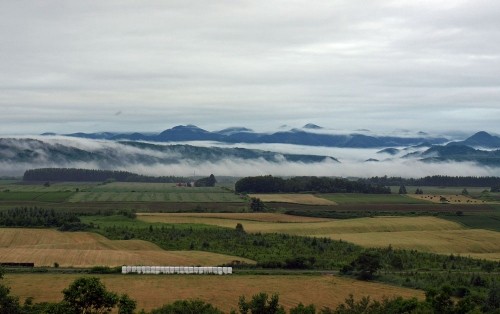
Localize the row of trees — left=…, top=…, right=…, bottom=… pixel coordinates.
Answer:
left=194, top=174, right=217, bottom=187
left=235, top=176, right=391, bottom=194
left=0, top=207, right=88, bottom=231
left=365, top=175, right=500, bottom=187
left=23, top=168, right=186, bottom=183
left=1, top=274, right=498, bottom=313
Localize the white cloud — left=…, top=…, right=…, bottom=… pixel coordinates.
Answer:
left=0, top=1, right=499, bottom=134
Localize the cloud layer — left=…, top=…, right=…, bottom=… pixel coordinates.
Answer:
left=1, top=1, right=500, bottom=134
left=1, top=137, right=499, bottom=178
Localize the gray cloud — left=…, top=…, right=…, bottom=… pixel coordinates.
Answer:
left=1, top=1, right=499, bottom=134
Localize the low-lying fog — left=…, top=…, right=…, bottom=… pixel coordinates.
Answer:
left=1, top=136, right=499, bottom=178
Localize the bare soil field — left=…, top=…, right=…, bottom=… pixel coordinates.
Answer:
left=5, top=274, right=424, bottom=312
left=249, top=193, right=337, bottom=205
left=408, top=194, right=490, bottom=204
left=0, top=228, right=253, bottom=267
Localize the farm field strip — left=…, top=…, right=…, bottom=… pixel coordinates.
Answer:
left=318, top=193, right=432, bottom=204
left=318, top=229, right=500, bottom=257
left=407, top=194, right=492, bottom=204
left=249, top=193, right=337, bottom=205
left=392, top=186, right=492, bottom=195
left=68, top=191, right=244, bottom=203
left=5, top=274, right=424, bottom=312
left=137, top=214, right=465, bottom=234
left=148, top=212, right=332, bottom=223
left=0, top=228, right=253, bottom=267
left=0, top=183, right=97, bottom=192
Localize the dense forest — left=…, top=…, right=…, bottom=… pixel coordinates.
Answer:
left=23, top=168, right=186, bottom=183
left=365, top=175, right=500, bottom=187
left=0, top=207, right=88, bottom=231
left=235, top=176, right=391, bottom=194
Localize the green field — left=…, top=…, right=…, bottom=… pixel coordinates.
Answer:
left=68, top=191, right=243, bottom=202
left=0, top=191, right=74, bottom=202
left=0, top=182, right=244, bottom=203
left=319, top=193, right=430, bottom=204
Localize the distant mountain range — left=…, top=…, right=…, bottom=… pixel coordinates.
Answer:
left=0, top=138, right=337, bottom=168
left=45, top=124, right=451, bottom=148
left=1, top=129, right=498, bottom=174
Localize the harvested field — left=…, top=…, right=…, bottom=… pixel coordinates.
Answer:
left=249, top=193, right=337, bottom=205
left=138, top=214, right=463, bottom=234
left=321, top=229, right=500, bottom=259
left=0, top=228, right=253, bottom=267
left=146, top=212, right=331, bottom=223
left=5, top=274, right=424, bottom=312
left=408, top=194, right=490, bottom=204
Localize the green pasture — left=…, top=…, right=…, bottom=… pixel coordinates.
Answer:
left=91, top=182, right=228, bottom=193
left=443, top=213, right=500, bottom=232
left=0, top=182, right=97, bottom=192
left=68, top=191, right=244, bottom=203
left=319, top=193, right=430, bottom=205
left=0, top=191, right=74, bottom=202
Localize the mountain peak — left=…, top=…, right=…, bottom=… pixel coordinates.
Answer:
left=467, top=131, right=493, bottom=140
left=460, top=131, right=500, bottom=148
left=303, top=123, right=322, bottom=129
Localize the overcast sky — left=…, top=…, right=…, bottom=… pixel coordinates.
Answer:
left=1, top=0, right=499, bottom=135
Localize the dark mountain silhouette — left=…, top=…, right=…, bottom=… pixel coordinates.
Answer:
left=53, top=124, right=448, bottom=148
left=449, top=131, right=500, bottom=148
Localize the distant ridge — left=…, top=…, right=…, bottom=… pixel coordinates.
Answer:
left=48, top=124, right=448, bottom=148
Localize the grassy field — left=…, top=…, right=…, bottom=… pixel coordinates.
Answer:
left=249, top=194, right=337, bottom=205
left=67, top=183, right=244, bottom=203
left=0, top=182, right=97, bottom=192
left=140, top=212, right=332, bottom=223
left=0, top=182, right=245, bottom=203
left=0, top=191, right=74, bottom=202
left=0, top=228, right=254, bottom=267
left=4, top=273, right=424, bottom=312
left=137, top=213, right=500, bottom=260
left=318, top=193, right=431, bottom=205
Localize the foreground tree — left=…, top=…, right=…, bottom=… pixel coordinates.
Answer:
left=350, top=252, right=382, bottom=280
left=62, top=277, right=119, bottom=314
left=149, top=299, right=223, bottom=314
left=237, top=292, right=285, bottom=314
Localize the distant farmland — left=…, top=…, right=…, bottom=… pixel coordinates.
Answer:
left=249, top=193, right=337, bottom=205
left=0, top=228, right=253, bottom=267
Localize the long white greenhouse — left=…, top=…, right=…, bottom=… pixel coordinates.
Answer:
left=121, top=266, right=232, bottom=275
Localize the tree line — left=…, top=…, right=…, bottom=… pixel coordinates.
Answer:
left=365, top=175, right=500, bottom=188
left=235, top=176, right=391, bottom=194
left=23, top=168, right=187, bottom=183
left=0, top=207, right=88, bottom=231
